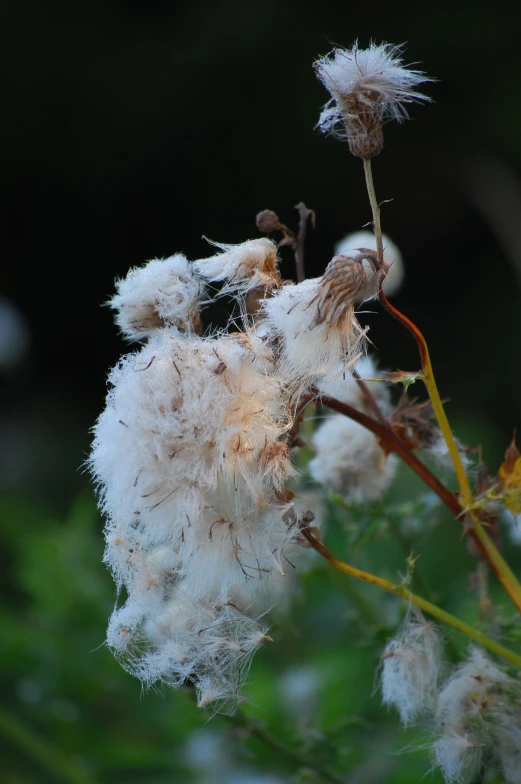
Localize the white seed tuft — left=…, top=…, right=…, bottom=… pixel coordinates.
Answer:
left=110, top=254, right=203, bottom=340
left=381, top=613, right=443, bottom=726
left=309, top=414, right=397, bottom=501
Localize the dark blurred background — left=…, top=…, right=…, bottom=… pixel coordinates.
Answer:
left=2, top=0, right=521, bottom=505
left=2, top=2, right=521, bottom=781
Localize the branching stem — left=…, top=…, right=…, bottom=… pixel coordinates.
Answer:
left=362, top=157, right=521, bottom=615
left=300, top=527, right=521, bottom=668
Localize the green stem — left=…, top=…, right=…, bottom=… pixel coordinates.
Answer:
left=301, top=528, right=521, bottom=668
left=362, top=156, right=521, bottom=616
left=363, top=159, right=384, bottom=264
left=0, top=706, right=95, bottom=784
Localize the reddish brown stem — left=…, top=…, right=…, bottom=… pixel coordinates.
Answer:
left=315, top=389, right=460, bottom=515
left=310, top=389, right=508, bottom=586
left=378, top=289, right=429, bottom=367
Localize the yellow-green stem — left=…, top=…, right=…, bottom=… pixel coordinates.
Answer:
left=363, top=157, right=521, bottom=615
left=363, top=159, right=384, bottom=264
left=302, top=529, right=521, bottom=668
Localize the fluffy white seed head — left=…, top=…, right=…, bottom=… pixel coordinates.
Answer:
left=334, top=230, right=404, bottom=297
left=110, top=254, right=203, bottom=340
left=381, top=613, right=443, bottom=726
left=432, top=648, right=521, bottom=783
left=309, top=414, right=397, bottom=501
left=262, top=266, right=367, bottom=392
left=90, top=315, right=302, bottom=710
left=193, top=238, right=281, bottom=300
left=314, top=42, right=432, bottom=157
left=436, top=648, right=512, bottom=731
left=431, top=731, right=484, bottom=784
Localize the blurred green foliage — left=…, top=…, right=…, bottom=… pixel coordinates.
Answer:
left=3, top=459, right=520, bottom=782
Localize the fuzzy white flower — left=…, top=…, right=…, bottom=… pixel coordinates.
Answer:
left=314, top=42, right=432, bottom=158
left=432, top=648, right=521, bottom=784
left=262, top=256, right=368, bottom=391
left=335, top=230, right=404, bottom=297
left=431, top=731, right=484, bottom=784
left=90, top=321, right=302, bottom=710
left=436, top=648, right=511, bottom=731
left=193, top=238, right=281, bottom=299
left=381, top=613, right=443, bottom=726
left=309, top=414, right=397, bottom=501
left=110, top=254, right=203, bottom=340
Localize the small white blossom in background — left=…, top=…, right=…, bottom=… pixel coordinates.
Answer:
left=110, top=254, right=204, bottom=340
left=501, top=508, right=521, bottom=546
left=279, top=665, right=322, bottom=721
left=309, top=415, right=397, bottom=502
left=334, top=230, right=404, bottom=297
left=381, top=612, right=443, bottom=726
left=314, top=42, right=432, bottom=158
left=0, top=296, right=29, bottom=368
left=432, top=648, right=521, bottom=784
left=310, top=354, right=396, bottom=502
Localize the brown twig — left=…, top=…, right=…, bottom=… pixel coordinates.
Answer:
left=294, top=202, right=315, bottom=283
left=351, top=368, right=388, bottom=427
left=311, top=387, right=461, bottom=515
left=309, top=388, right=521, bottom=595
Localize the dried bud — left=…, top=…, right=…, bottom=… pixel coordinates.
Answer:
left=314, top=43, right=432, bottom=159
left=311, top=255, right=368, bottom=327
left=256, top=209, right=283, bottom=233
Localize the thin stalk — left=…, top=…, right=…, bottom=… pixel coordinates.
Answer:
left=300, top=528, right=521, bottom=669
left=230, top=711, right=345, bottom=784
left=362, top=158, right=521, bottom=615
left=363, top=159, right=384, bottom=264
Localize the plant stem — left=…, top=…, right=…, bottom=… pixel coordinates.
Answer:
left=362, top=158, right=521, bottom=616
left=230, top=711, right=346, bottom=784
left=363, top=159, right=384, bottom=264
left=300, top=528, right=521, bottom=669
left=314, top=390, right=460, bottom=514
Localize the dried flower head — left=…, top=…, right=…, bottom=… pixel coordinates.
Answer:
left=334, top=230, right=404, bottom=297
left=110, top=254, right=204, bottom=340
left=314, top=42, right=432, bottom=158
left=261, top=260, right=368, bottom=392
left=193, top=238, right=281, bottom=300
left=432, top=648, right=521, bottom=784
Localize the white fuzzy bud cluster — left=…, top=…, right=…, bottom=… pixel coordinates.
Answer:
left=380, top=624, right=521, bottom=784
left=110, top=254, right=203, bottom=340
left=262, top=257, right=368, bottom=393
left=381, top=613, right=443, bottom=726
left=309, top=356, right=398, bottom=502
left=92, top=237, right=388, bottom=711
left=433, top=648, right=521, bottom=784
left=194, top=238, right=281, bottom=299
